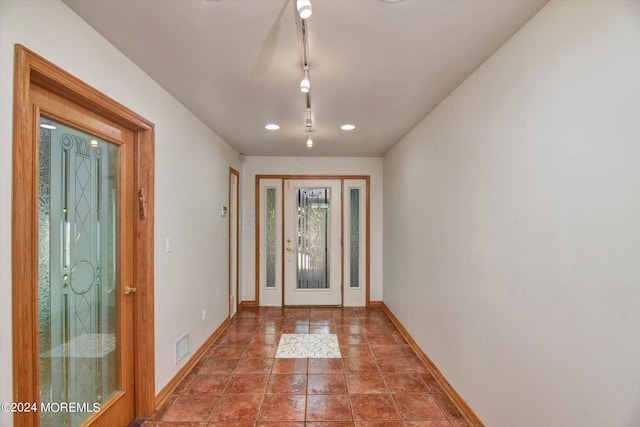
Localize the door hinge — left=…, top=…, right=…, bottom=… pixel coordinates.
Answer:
left=138, top=188, right=146, bottom=219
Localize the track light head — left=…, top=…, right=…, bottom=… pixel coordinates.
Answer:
left=300, top=67, right=310, bottom=93
left=297, top=0, right=312, bottom=19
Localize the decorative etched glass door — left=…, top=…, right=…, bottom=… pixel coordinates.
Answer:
left=38, top=116, right=133, bottom=426
left=284, top=180, right=342, bottom=305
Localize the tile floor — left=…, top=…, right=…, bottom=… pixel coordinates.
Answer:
left=143, top=306, right=470, bottom=427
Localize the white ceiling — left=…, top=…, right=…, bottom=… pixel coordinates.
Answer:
left=63, top=0, right=547, bottom=157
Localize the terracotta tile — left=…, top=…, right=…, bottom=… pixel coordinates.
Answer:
left=285, top=319, right=311, bottom=327
left=310, top=320, right=335, bottom=326
left=391, top=332, right=408, bottom=344
left=404, top=422, right=454, bottom=427
left=307, top=374, right=348, bottom=394
left=343, top=357, right=379, bottom=374
left=449, top=420, right=471, bottom=427
left=393, top=393, right=446, bottom=420
left=308, top=358, right=344, bottom=374
left=212, top=395, right=263, bottom=421
left=306, top=395, right=352, bottom=422
left=258, top=394, right=306, bottom=421
left=351, top=394, right=399, bottom=421
left=208, top=423, right=256, bottom=427
left=162, top=395, right=219, bottom=422
left=209, top=345, right=247, bottom=359
left=147, top=306, right=469, bottom=427
left=355, top=422, right=403, bottom=427
left=220, top=333, right=254, bottom=345
left=183, top=374, right=230, bottom=395
left=402, top=346, right=420, bottom=359
left=286, top=308, right=310, bottom=318
left=235, top=357, right=274, bottom=374
left=226, top=374, right=269, bottom=394
left=310, top=309, right=335, bottom=318
left=306, top=423, right=355, bottom=427
left=337, top=324, right=362, bottom=334
left=384, top=373, right=429, bottom=393
left=371, top=344, right=406, bottom=360
left=283, top=325, right=310, bottom=333
left=150, top=422, right=208, bottom=427
left=340, top=345, right=372, bottom=358
left=272, top=358, right=308, bottom=374
left=266, top=374, right=307, bottom=394
left=334, top=317, right=360, bottom=325
left=345, top=373, right=387, bottom=394
left=257, top=423, right=305, bottom=427
left=434, top=392, right=463, bottom=419
left=337, top=333, right=367, bottom=345
left=198, top=358, right=239, bottom=375
left=244, top=344, right=277, bottom=358
left=365, top=333, right=397, bottom=345
left=255, top=324, right=283, bottom=334
left=174, top=372, right=196, bottom=393
left=419, top=372, right=445, bottom=393
left=310, top=324, right=336, bottom=334
left=376, top=357, right=415, bottom=374
left=251, top=333, right=281, bottom=344
left=146, top=394, right=178, bottom=421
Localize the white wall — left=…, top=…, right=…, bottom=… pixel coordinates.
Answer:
left=241, top=156, right=383, bottom=303
left=383, top=1, right=640, bottom=426
left=0, top=1, right=240, bottom=421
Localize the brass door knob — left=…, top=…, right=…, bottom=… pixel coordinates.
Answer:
left=124, top=286, right=137, bottom=295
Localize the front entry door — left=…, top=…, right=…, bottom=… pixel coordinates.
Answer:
left=284, top=180, right=342, bottom=305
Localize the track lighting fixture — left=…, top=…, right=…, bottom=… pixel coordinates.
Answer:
left=300, top=65, right=310, bottom=93
left=297, top=0, right=312, bottom=19
left=305, top=107, right=312, bottom=128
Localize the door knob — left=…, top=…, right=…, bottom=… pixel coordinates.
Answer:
left=124, top=286, right=137, bottom=295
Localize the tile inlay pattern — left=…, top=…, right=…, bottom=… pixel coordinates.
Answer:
left=276, top=333, right=341, bottom=358
left=144, top=306, right=470, bottom=426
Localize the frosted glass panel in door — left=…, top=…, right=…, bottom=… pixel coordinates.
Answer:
left=38, top=117, right=120, bottom=426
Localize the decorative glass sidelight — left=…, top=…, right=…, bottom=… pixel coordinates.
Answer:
left=295, top=188, right=330, bottom=289
left=349, top=188, right=360, bottom=288
left=38, top=117, right=120, bottom=426
left=265, top=188, right=277, bottom=288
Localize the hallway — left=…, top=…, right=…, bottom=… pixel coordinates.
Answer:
left=143, top=307, right=469, bottom=426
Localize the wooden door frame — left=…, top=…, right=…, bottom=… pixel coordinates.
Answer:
left=229, top=167, right=240, bottom=317
left=254, top=175, right=371, bottom=307
left=11, top=45, right=155, bottom=425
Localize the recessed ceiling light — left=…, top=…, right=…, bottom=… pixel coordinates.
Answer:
left=265, top=123, right=280, bottom=130
left=379, top=0, right=405, bottom=3
left=341, top=124, right=356, bottom=131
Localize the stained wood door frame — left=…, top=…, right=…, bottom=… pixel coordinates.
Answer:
left=254, top=175, right=371, bottom=307
left=11, top=45, right=155, bottom=425
left=229, top=167, right=240, bottom=317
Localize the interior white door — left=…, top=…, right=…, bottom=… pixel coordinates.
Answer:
left=284, top=179, right=342, bottom=305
